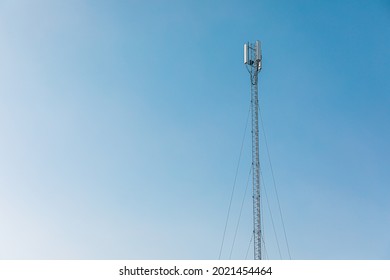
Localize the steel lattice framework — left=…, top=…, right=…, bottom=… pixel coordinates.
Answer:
left=244, top=41, right=262, bottom=260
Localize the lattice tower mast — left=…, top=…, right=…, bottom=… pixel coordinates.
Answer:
left=244, top=41, right=262, bottom=260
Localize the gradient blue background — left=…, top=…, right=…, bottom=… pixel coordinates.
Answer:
left=1, top=0, right=389, bottom=259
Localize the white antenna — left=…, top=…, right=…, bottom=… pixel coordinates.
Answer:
left=244, top=40, right=262, bottom=260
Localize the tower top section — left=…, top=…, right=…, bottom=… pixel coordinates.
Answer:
left=244, top=40, right=262, bottom=71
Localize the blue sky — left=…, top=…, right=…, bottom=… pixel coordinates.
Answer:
left=0, top=0, right=389, bottom=259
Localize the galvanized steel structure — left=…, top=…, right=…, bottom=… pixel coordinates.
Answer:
left=244, top=41, right=262, bottom=260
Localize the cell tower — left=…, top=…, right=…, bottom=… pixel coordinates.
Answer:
left=244, top=41, right=262, bottom=260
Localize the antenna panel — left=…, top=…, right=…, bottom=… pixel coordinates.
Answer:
left=244, top=43, right=249, bottom=64
left=255, top=41, right=261, bottom=62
